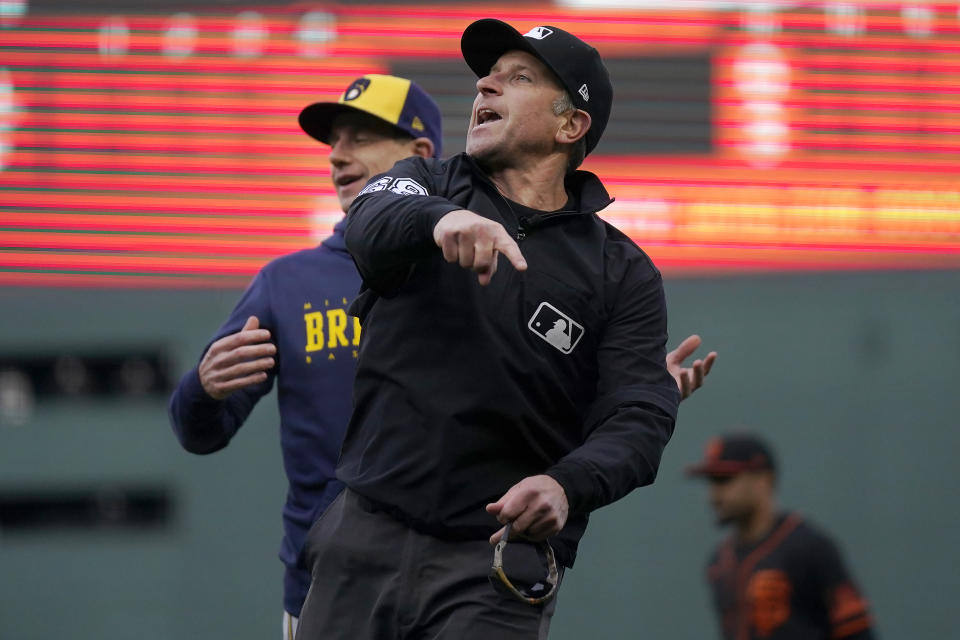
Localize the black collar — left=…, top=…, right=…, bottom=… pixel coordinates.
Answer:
left=461, top=153, right=615, bottom=217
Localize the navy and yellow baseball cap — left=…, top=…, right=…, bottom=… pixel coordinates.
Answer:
left=686, top=433, right=777, bottom=478
left=299, top=74, right=443, bottom=157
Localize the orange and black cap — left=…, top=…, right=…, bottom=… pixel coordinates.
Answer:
left=686, top=433, right=777, bottom=478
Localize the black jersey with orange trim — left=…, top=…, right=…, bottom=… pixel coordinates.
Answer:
left=706, top=512, right=875, bottom=640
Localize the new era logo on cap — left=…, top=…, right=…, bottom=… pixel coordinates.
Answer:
left=524, top=26, right=554, bottom=40
left=578, top=83, right=589, bottom=102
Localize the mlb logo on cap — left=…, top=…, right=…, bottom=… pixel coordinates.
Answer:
left=524, top=27, right=554, bottom=40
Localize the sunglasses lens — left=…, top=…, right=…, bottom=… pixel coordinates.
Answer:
left=493, top=542, right=553, bottom=598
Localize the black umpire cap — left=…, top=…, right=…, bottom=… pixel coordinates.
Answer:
left=460, top=18, right=613, bottom=155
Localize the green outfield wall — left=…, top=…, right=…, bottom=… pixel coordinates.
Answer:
left=1, top=269, right=956, bottom=639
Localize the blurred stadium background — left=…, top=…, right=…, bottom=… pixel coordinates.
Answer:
left=1, top=0, right=958, bottom=637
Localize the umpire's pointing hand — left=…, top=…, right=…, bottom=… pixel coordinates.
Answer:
left=486, top=475, right=569, bottom=544
left=199, top=315, right=276, bottom=400
left=433, top=209, right=528, bottom=286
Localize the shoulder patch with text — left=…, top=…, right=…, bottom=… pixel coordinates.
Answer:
left=358, top=176, right=428, bottom=197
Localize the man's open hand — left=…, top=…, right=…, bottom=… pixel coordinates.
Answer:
left=667, top=334, right=717, bottom=400
left=198, top=315, right=276, bottom=400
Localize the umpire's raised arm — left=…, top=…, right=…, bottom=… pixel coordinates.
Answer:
left=344, top=157, right=461, bottom=295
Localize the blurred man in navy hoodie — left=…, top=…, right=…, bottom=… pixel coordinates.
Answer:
left=168, top=74, right=444, bottom=639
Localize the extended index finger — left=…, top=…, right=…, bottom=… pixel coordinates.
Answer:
left=671, top=334, right=702, bottom=363
left=493, top=232, right=527, bottom=273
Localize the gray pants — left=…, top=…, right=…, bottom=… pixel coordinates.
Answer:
left=296, top=489, right=559, bottom=640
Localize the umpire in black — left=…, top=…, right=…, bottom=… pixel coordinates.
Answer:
left=296, top=19, right=681, bottom=639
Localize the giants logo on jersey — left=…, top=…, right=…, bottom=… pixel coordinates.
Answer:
left=747, top=570, right=792, bottom=636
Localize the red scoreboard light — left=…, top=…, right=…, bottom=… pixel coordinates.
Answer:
left=1, top=2, right=959, bottom=287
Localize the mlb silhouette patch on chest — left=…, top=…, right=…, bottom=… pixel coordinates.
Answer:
left=528, top=302, right=584, bottom=354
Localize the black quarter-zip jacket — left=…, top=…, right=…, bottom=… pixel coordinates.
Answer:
left=340, top=153, right=680, bottom=567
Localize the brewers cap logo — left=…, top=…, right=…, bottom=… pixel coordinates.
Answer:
left=343, top=77, right=371, bottom=102
left=524, top=26, right=554, bottom=40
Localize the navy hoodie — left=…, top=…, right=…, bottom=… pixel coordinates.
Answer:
left=168, top=217, right=359, bottom=616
